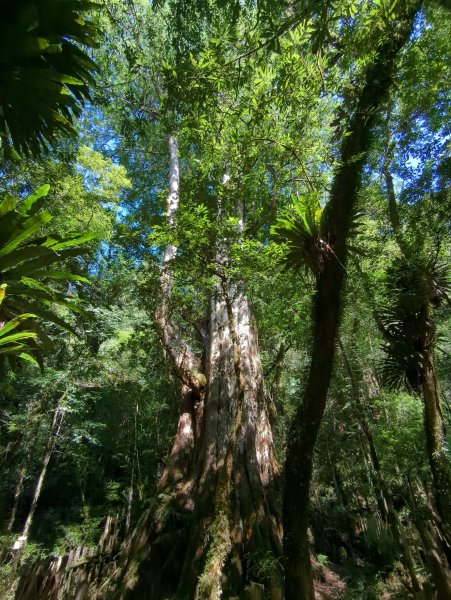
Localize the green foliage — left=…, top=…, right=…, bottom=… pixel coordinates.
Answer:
left=0, top=186, right=96, bottom=365
left=0, top=313, right=38, bottom=366
left=0, top=2, right=449, bottom=598
left=0, top=145, right=132, bottom=241
left=317, top=553, right=329, bottom=567
left=51, top=508, right=103, bottom=553
left=272, top=193, right=325, bottom=275
left=245, top=550, right=284, bottom=584
left=379, top=257, right=450, bottom=390
left=0, top=0, right=100, bottom=157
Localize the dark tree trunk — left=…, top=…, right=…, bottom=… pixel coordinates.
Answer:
left=114, top=138, right=282, bottom=600
left=283, top=12, right=418, bottom=600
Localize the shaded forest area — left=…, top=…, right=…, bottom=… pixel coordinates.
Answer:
left=0, top=1, right=450, bottom=599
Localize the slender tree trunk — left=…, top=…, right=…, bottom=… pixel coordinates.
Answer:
left=382, top=159, right=410, bottom=259
left=125, top=459, right=135, bottom=537
left=339, top=338, right=423, bottom=595
left=1, top=397, right=36, bottom=530
left=114, top=136, right=282, bottom=600
left=283, top=13, right=417, bottom=599
left=6, top=462, right=28, bottom=534
left=125, top=400, right=139, bottom=535
left=419, top=302, right=451, bottom=525
left=383, top=148, right=451, bottom=523
left=267, top=342, right=288, bottom=426
left=325, top=440, right=346, bottom=511
left=15, top=399, right=65, bottom=551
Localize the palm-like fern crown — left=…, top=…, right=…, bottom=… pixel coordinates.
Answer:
left=0, top=0, right=99, bottom=157
left=379, top=257, right=450, bottom=391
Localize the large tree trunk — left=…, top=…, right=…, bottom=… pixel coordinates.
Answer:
left=283, top=11, right=418, bottom=600
left=114, top=137, right=282, bottom=600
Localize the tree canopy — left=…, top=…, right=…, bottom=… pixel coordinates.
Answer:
left=0, top=1, right=450, bottom=599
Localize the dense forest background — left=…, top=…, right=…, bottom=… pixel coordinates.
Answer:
left=0, top=1, right=450, bottom=599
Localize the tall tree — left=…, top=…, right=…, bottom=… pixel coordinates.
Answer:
left=282, top=4, right=420, bottom=598
left=113, top=129, right=283, bottom=598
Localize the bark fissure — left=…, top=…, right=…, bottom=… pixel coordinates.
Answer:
left=115, top=138, right=282, bottom=600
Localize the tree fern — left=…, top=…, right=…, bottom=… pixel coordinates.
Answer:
left=379, top=257, right=450, bottom=390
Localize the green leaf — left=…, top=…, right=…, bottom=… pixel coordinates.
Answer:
left=17, top=352, right=39, bottom=367
left=17, top=185, right=51, bottom=215
left=0, top=212, right=53, bottom=257
left=0, top=284, right=6, bottom=305
left=0, top=331, right=38, bottom=346
left=0, top=313, right=36, bottom=337
left=41, top=272, right=90, bottom=283
left=46, top=232, right=99, bottom=250
left=0, top=344, right=28, bottom=354
left=0, top=195, right=16, bottom=218
left=55, top=300, right=89, bottom=316
left=3, top=248, right=86, bottom=278
left=0, top=245, right=56, bottom=271
left=12, top=299, right=78, bottom=335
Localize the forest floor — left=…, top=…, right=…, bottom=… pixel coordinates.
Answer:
left=314, top=558, right=411, bottom=599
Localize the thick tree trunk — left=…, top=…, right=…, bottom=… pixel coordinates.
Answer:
left=114, top=137, right=282, bottom=600
left=183, top=282, right=282, bottom=600
left=283, top=12, right=418, bottom=600
left=408, top=480, right=451, bottom=600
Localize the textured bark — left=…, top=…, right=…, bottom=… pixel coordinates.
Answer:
left=408, top=480, right=451, bottom=600
left=113, top=138, right=282, bottom=600
left=283, top=13, right=418, bottom=600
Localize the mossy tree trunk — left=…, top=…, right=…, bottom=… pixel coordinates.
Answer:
left=283, top=11, right=418, bottom=600
left=114, top=137, right=282, bottom=600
